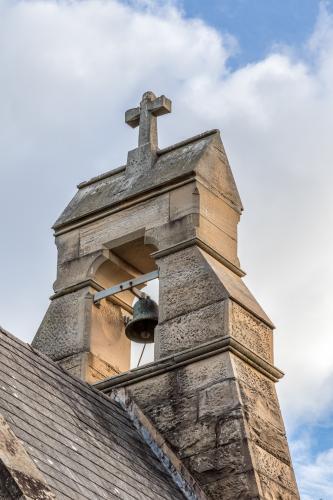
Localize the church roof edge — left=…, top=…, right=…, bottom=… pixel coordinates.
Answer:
left=157, top=129, right=219, bottom=156
left=76, top=129, right=219, bottom=191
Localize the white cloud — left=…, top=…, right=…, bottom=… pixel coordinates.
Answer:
left=291, top=435, right=333, bottom=499
left=0, top=0, right=332, bottom=451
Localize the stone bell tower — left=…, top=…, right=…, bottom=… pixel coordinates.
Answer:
left=33, top=91, right=299, bottom=498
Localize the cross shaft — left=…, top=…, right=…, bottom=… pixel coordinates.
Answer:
left=125, top=91, right=171, bottom=150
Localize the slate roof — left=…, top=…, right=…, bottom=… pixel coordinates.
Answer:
left=0, top=326, right=185, bottom=500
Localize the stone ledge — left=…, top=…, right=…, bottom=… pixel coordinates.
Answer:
left=152, top=237, right=245, bottom=277
left=54, top=175, right=195, bottom=235
left=95, top=336, right=284, bottom=393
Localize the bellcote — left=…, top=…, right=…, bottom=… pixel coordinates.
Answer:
left=33, top=91, right=272, bottom=382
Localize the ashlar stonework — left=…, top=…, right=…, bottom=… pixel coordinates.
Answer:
left=30, top=91, right=299, bottom=499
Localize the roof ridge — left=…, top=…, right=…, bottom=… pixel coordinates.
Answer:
left=0, top=325, right=31, bottom=348
left=73, top=129, right=219, bottom=192
left=157, top=129, right=219, bottom=156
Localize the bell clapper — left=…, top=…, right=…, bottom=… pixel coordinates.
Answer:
left=137, top=344, right=147, bottom=368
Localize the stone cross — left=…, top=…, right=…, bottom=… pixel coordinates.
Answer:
left=125, top=91, right=172, bottom=151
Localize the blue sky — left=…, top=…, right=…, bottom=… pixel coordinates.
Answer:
left=181, top=0, right=326, bottom=67
left=0, top=0, right=333, bottom=497
left=178, top=2, right=333, bottom=496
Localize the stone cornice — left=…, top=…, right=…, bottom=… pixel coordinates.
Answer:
left=156, top=129, right=219, bottom=156
left=54, top=174, right=195, bottom=235
left=152, top=237, right=246, bottom=277
left=95, top=336, right=284, bottom=393
left=75, top=129, right=218, bottom=191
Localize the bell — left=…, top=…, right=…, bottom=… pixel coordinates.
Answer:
left=125, top=296, right=158, bottom=343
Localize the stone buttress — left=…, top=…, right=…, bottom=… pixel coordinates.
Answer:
left=33, top=92, right=299, bottom=498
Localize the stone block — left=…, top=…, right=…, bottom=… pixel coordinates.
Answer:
left=230, top=301, right=273, bottom=363
left=147, top=213, right=198, bottom=251
left=233, top=356, right=277, bottom=401
left=156, top=300, right=227, bottom=358
left=173, top=352, right=233, bottom=397
left=197, top=218, right=238, bottom=266
left=145, top=395, right=198, bottom=434
left=32, top=288, right=87, bottom=360
left=54, top=251, right=102, bottom=291
left=58, top=352, right=84, bottom=379
left=187, top=441, right=248, bottom=476
left=169, top=421, right=217, bottom=459
left=56, top=229, right=80, bottom=264
left=259, top=474, right=299, bottom=500
left=169, top=182, right=199, bottom=221
left=79, top=193, right=169, bottom=255
left=216, top=412, right=245, bottom=446
left=198, top=379, right=240, bottom=420
left=254, top=444, right=299, bottom=494
left=86, top=352, right=120, bottom=384
left=198, top=183, right=238, bottom=241
left=157, top=246, right=228, bottom=323
left=246, top=411, right=291, bottom=464
left=239, top=381, right=285, bottom=432
left=202, top=472, right=258, bottom=500
left=128, top=371, right=177, bottom=408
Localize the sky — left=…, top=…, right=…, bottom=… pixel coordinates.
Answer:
left=0, top=0, right=332, bottom=497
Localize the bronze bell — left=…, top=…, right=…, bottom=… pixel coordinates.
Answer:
left=125, top=296, right=158, bottom=343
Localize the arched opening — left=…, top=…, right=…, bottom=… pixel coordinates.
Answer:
left=93, top=236, right=159, bottom=372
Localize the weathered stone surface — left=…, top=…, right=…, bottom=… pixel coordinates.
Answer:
left=174, top=352, right=232, bottom=394
left=58, top=352, right=84, bottom=378
left=169, top=182, right=199, bottom=221
left=0, top=414, right=56, bottom=499
left=156, top=300, right=226, bottom=358
left=79, top=193, right=169, bottom=256
left=202, top=472, right=259, bottom=500
left=157, top=246, right=228, bottom=324
left=129, top=351, right=232, bottom=406
left=54, top=250, right=102, bottom=290
left=33, top=286, right=130, bottom=376
left=33, top=91, right=299, bottom=498
left=246, top=411, right=291, bottom=464
left=198, top=379, right=240, bottom=420
left=146, top=213, right=198, bottom=251
left=56, top=228, right=80, bottom=264
left=233, top=355, right=278, bottom=402
left=259, top=474, right=299, bottom=500
left=216, top=411, right=245, bottom=447
left=125, top=349, right=299, bottom=499
left=33, top=288, right=86, bottom=360
left=171, top=420, right=217, bottom=458
left=230, top=301, right=273, bottom=363
left=254, top=444, right=299, bottom=493
left=187, top=441, right=248, bottom=476
left=144, top=394, right=198, bottom=434
left=236, top=366, right=285, bottom=432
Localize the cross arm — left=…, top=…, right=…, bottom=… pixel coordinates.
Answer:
left=125, top=107, right=140, bottom=128
left=148, top=95, right=172, bottom=117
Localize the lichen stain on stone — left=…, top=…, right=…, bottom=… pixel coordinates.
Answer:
left=12, top=469, right=55, bottom=499
left=4, top=435, right=18, bottom=456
